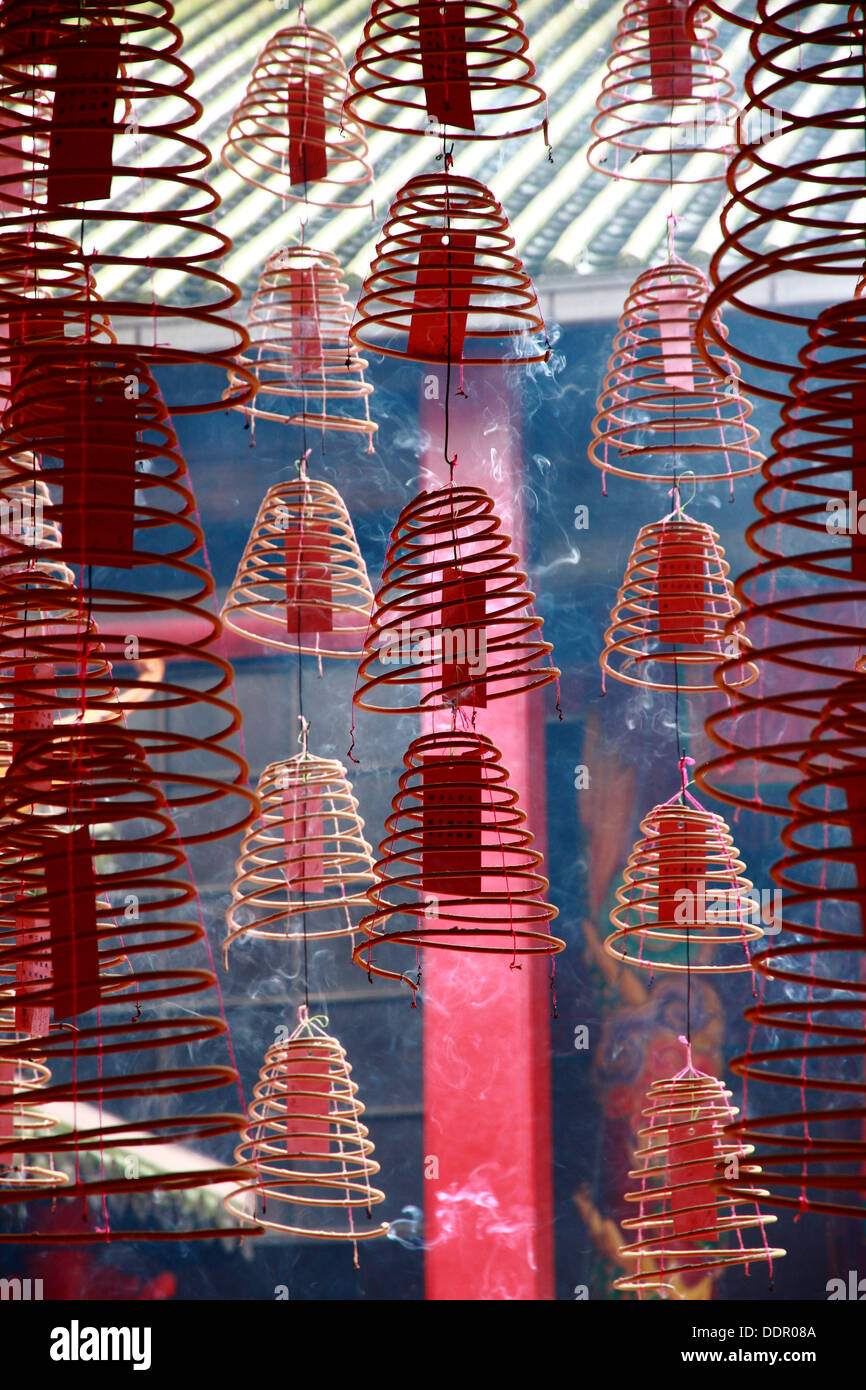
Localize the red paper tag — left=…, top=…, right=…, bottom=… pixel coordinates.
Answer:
left=14, top=918, right=51, bottom=1037
left=287, top=75, right=328, bottom=186
left=284, top=1046, right=332, bottom=1158
left=656, top=817, right=706, bottom=927
left=282, top=784, right=325, bottom=895
left=407, top=229, right=475, bottom=363
left=418, top=0, right=474, bottom=132
left=648, top=0, right=693, bottom=101
left=288, top=269, right=324, bottom=379
left=63, top=377, right=138, bottom=566
left=11, top=662, right=54, bottom=758
left=421, top=752, right=482, bottom=895
left=45, top=826, right=100, bottom=1022
left=440, top=565, right=486, bottom=707
left=656, top=531, right=706, bottom=646
left=657, top=284, right=695, bottom=392
left=47, top=25, right=121, bottom=205
left=669, top=1112, right=719, bottom=1242
left=7, top=302, right=64, bottom=392
left=285, top=522, right=333, bottom=633
left=0, top=1061, right=14, bottom=1140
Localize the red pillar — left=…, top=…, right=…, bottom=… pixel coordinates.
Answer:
left=420, top=369, right=556, bottom=1300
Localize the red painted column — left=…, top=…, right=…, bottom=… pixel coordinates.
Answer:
left=420, top=369, right=556, bottom=1300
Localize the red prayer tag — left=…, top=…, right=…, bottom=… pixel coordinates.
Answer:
left=407, top=229, right=476, bottom=363
left=656, top=818, right=706, bottom=927
left=63, top=378, right=138, bottom=566
left=648, top=0, right=693, bottom=101
left=440, top=564, right=486, bottom=707
left=669, top=1112, right=719, bottom=1242
left=287, top=76, right=328, bottom=186
left=288, top=269, right=324, bottom=379
left=47, top=25, right=122, bottom=205
left=14, top=918, right=51, bottom=1038
left=421, top=752, right=482, bottom=895
left=11, top=662, right=54, bottom=758
left=0, top=1060, right=13, bottom=1140
left=285, top=522, right=333, bottom=633
left=657, top=284, right=695, bottom=392
left=284, top=1046, right=332, bottom=1159
left=418, top=0, right=474, bottom=132
left=45, top=827, right=100, bottom=1022
left=656, top=531, right=706, bottom=645
left=282, top=784, right=325, bottom=895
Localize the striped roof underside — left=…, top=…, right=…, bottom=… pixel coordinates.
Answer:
left=47, top=0, right=839, bottom=304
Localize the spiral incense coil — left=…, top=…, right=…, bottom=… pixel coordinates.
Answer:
left=225, top=1008, right=389, bottom=1244
left=226, top=247, right=376, bottom=444
left=589, top=261, right=762, bottom=486
left=221, top=23, right=373, bottom=209
left=588, top=0, right=737, bottom=184
left=0, top=725, right=262, bottom=1241
left=718, top=677, right=866, bottom=1219
left=355, top=483, right=558, bottom=712
left=0, top=1008, right=67, bottom=1188
left=0, top=454, right=73, bottom=586
left=345, top=0, right=547, bottom=141
left=0, top=354, right=257, bottom=841
left=698, top=297, right=866, bottom=815
left=601, top=513, right=755, bottom=693
left=224, top=743, right=377, bottom=966
left=221, top=474, right=373, bottom=659
left=354, top=729, right=564, bottom=993
left=0, top=0, right=254, bottom=413
left=696, top=2, right=866, bottom=400
left=350, top=172, right=547, bottom=365
left=606, top=801, right=762, bottom=973
left=613, top=1056, right=784, bottom=1297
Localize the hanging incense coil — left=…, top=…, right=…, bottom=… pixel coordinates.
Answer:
left=590, top=261, right=761, bottom=486
left=0, top=352, right=257, bottom=841
left=221, top=23, right=373, bottom=209
left=0, top=0, right=254, bottom=413
left=355, top=483, right=558, bottom=712
left=354, top=729, right=564, bottom=994
left=719, top=676, right=866, bottom=1219
left=698, top=297, right=866, bottom=816
left=0, top=454, right=73, bottom=586
left=224, top=1008, right=389, bottom=1243
left=606, top=799, right=762, bottom=973
left=221, top=474, right=373, bottom=658
left=345, top=0, right=547, bottom=141
left=0, top=725, right=261, bottom=1241
left=696, top=2, right=866, bottom=400
left=350, top=172, right=547, bottom=365
left=0, top=1009, right=67, bottom=1188
left=224, top=742, right=377, bottom=966
left=588, top=0, right=737, bottom=184
left=601, top=512, right=755, bottom=693
left=226, top=247, right=376, bottom=445
left=614, top=1054, right=784, bottom=1297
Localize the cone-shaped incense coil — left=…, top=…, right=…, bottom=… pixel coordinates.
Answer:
left=0, top=352, right=257, bottom=840
left=221, top=23, right=373, bottom=208
left=601, top=512, right=755, bottom=693
left=221, top=475, right=373, bottom=657
left=350, top=173, right=546, bottom=365
left=356, top=483, right=558, bottom=712
left=225, top=1008, right=389, bottom=1244
left=0, top=1010, right=67, bottom=1188
left=696, top=3, right=866, bottom=400
left=719, top=677, right=866, bottom=1219
left=590, top=261, right=761, bottom=486
left=588, top=0, right=736, bottom=184
left=355, top=729, right=564, bottom=995
left=345, top=0, right=547, bottom=141
left=613, top=1052, right=784, bottom=1297
left=0, top=0, right=254, bottom=413
left=226, top=247, right=376, bottom=444
left=224, top=740, right=377, bottom=965
left=0, top=725, right=261, bottom=1241
left=606, top=797, right=762, bottom=973
left=698, top=298, right=866, bottom=815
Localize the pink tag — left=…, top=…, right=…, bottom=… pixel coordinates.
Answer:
left=283, top=1045, right=332, bottom=1158
left=282, top=784, right=325, bottom=894
left=657, top=285, right=695, bottom=392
